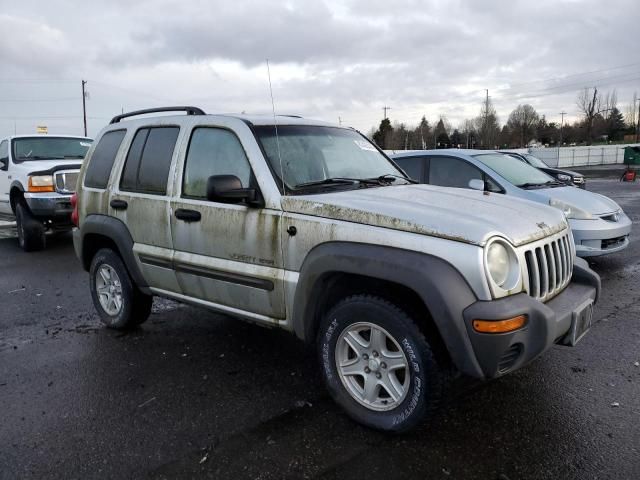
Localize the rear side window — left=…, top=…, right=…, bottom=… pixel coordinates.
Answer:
left=120, top=127, right=179, bottom=194
left=83, top=130, right=125, bottom=188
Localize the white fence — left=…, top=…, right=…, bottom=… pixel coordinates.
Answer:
left=528, top=145, right=639, bottom=168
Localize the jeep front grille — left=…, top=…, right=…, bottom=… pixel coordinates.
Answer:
left=522, top=230, right=573, bottom=302
left=54, top=170, right=80, bottom=194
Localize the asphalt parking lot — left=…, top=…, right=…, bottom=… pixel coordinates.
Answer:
left=0, top=178, right=638, bottom=480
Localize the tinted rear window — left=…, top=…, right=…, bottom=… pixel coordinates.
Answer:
left=84, top=130, right=126, bottom=188
left=120, top=127, right=179, bottom=194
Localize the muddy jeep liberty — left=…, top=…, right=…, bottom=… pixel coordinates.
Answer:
left=73, top=107, right=600, bottom=432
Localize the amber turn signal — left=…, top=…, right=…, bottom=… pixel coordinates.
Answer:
left=473, top=315, right=527, bottom=333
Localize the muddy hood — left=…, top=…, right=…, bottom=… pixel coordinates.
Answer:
left=281, top=184, right=568, bottom=247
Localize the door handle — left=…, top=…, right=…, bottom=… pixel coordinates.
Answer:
left=175, top=208, right=201, bottom=222
left=110, top=199, right=128, bottom=210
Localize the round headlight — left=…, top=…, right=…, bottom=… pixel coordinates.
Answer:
left=487, top=242, right=509, bottom=286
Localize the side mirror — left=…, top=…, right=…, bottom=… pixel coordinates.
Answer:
left=206, top=175, right=260, bottom=205
left=0, top=158, right=8, bottom=171
left=468, top=179, right=485, bottom=191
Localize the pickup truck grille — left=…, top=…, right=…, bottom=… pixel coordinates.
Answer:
left=54, top=170, right=80, bottom=194
left=522, top=230, right=573, bottom=302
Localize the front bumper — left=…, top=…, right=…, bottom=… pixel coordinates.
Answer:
left=23, top=192, right=73, bottom=219
left=462, top=258, right=600, bottom=379
left=570, top=213, right=632, bottom=257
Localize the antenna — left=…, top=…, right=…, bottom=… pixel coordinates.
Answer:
left=266, top=59, right=286, bottom=195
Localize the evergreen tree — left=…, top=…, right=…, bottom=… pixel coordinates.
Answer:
left=373, top=118, right=393, bottom=149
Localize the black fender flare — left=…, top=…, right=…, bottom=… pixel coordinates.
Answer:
left=292, top=242, right=484, bottom=378
left=9, top=181, right=25, bottom=212
left=79, top=214, right=150, bottom=292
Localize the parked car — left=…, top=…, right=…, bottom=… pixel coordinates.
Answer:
left=72, top=107, right=599, bottom=432
left=0, top=134, right=93, bottom=251
left=391, top=150, right=631, bottom=257
left=500, top=151, right=586, bottom=189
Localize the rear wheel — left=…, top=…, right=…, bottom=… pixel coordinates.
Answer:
left=317, top=295, right=449, bottom=433
left=15, top=202, right=46, bottom=252
left=90, top=248, right=152, bottom=329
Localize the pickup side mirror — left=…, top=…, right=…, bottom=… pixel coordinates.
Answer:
left=206, top=175, right=261, bottom=206
left=0, top=157, right=8, bottom=171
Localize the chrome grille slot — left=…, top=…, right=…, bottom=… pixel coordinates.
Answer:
left=54, top=170, right=80, bottom=194
left=521, top=230, right=573, bottom=302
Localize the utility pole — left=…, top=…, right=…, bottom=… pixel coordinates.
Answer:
left=484, top=89, right=490, bottom=148
left=559, top=111, right=566, bottom=147
left=382, top=106, right=391, bottom=120
left=338, top=116, right=342, bottom=126
left=81, top=80, right=88, bottom=137
left=636, top=98, right=640, bottom=143
left=404, top=131, right=409, bottom=150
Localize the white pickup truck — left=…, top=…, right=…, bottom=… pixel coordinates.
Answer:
left=0, top=134, right=93, bottom=251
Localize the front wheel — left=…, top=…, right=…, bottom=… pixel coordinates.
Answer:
left=317, top=295, right=449, bottom=433
left=15, top=202, right=46, bottom=252
left=89, top=248, right=152, bottom=329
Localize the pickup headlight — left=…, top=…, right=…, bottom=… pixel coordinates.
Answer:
left=28, top=175, right=55, bottom=193
left=484, top=237, right=521, bottom=295
left=549, top=198, right=593, bottom=219
left=556, top=174, right=571, bottom=182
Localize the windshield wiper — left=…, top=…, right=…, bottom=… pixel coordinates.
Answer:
left=374, top=173, right=418, bottom=184
left=294, top=177, right=365, bottom=189
left=517, top=182, right=549, bottom=189
left=16, top=155, right=65, bottom=160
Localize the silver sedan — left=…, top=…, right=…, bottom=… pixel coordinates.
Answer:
left=391, top=149, right=632, bottom=257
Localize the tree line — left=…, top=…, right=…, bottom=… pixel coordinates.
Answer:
left=370, top=88, right=638, bottom=150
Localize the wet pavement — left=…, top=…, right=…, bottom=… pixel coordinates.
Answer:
left=0, top=178, right=638, bottom=479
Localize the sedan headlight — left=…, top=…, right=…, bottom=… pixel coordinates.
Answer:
left=484, top=237, right=521, bottom=295
left=28, top=175, right=55, bottom=193
left=556, top=174, right=571, bottom=182
left=549, top=198, right=593, bottom=220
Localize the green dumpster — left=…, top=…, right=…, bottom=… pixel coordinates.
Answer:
left=623, top=146, right=640, bottom=165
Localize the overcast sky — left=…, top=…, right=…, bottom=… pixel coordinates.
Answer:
left=1, top=0, right=639, bottom=138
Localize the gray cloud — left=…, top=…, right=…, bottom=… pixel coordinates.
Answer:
left=1, top=0, right=639, bottom=137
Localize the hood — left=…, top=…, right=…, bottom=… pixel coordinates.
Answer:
left=17, top=159, right=83, bottom=174
left=281, top=184, right=568, bottom=247
left=529, top=186, right=620, bottom=215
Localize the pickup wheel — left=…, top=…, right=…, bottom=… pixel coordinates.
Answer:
left=15, top=202, right=46, bottom=252
left=89, top=248, right=152, bottom=329
left=317, top=295, right=448, bottom=433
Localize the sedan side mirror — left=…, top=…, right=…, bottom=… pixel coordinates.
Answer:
left=0, top=157, right=8, bottom=171
left=206, top=175, right=261, bottom=206
left=468, top=179, right=485, bottom=191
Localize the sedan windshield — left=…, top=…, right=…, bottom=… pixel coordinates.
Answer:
left=473, top=153, right=556, bottom=187
left=12, top=137, right=92, bottom=163
left=524, top=154, right=549, bottom=168
left=253, top=125, right=408, bottom=193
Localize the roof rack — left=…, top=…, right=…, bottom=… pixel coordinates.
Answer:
left=109, top=106, right=205, bottom=124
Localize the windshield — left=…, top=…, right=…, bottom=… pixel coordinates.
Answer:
left=253, top=125, right=407, bottom=193
left=12, top=137, right=92, bottom=163
left=524, top=154, right=549, bottom=168
left=473, top=153, right=556, bottom=187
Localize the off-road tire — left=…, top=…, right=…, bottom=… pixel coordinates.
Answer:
left=89, top=248, right=152, bottom=329
left=317, top=295, right=449, bottom=433
left=15, top=202, right=46, bottom=252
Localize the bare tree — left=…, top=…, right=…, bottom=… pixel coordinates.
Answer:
left=507, top=104, right=540, bottom=147
left=625, top=91, right=638, bottom=129
left=576, top=87, right=600, bottom=144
